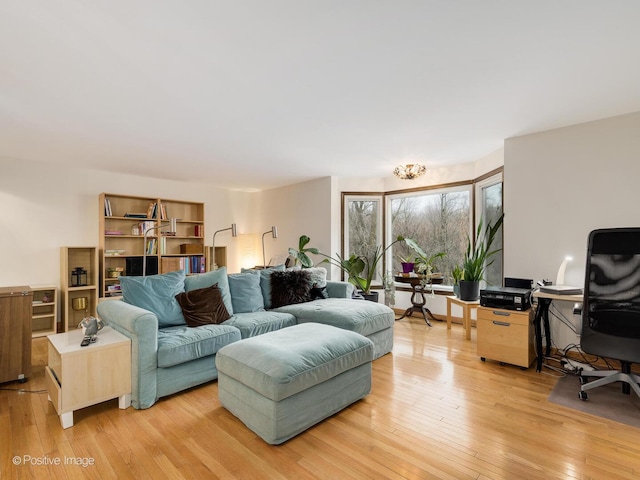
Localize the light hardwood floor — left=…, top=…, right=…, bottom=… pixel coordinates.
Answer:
left=2, top=316, right=639, bottom=479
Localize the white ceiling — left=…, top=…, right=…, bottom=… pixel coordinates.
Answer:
left=2, top=1, right=640, bottom=191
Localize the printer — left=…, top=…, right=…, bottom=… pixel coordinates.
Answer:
left=480, top=286, right=532, bottom=311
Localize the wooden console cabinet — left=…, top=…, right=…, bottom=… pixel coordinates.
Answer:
left=0, top=286, right=32, bottom=384
left=477, top=306, right=535, bottom=369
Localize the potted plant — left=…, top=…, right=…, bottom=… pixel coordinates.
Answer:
left=459, top=214, right=504, bottom=301
left=398, top=255, right=415, bottom=274
left=288, top=235, right=320, bottom=268
left=403, top=238, right=446, bottom=281
left=451, top=264, right=463, bottom=297
left=320, top=236, right=407, bottom=302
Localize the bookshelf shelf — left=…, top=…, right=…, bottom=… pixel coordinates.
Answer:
left=31, top=286, right=57, bottom=337
left=99, top=193, right=209, bottom=298
left=60, top=247, right=98, bottom=332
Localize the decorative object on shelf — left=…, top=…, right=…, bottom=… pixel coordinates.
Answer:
left=261, top=226, right=278, bottom=269
left=41, top=292, right=53, bottom=303
left=72, top=296, right=88, bottom=312
left=78, top=316, right=104, bottom=345
left=211, top=223, right=238, bottom=270
left=71, top=267, right=88, bottom=287
left=459, top=214, right=504, bottom=301
left=393, top=163, right=426, bottom=180
left=288, top=235, right=320, bottom=268
left=143, top=218, right=177, bottom=276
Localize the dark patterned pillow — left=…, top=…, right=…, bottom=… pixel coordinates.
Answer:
left=175, top=283, right=231, bottom=327
left=270, top=270, right=313, bottom=308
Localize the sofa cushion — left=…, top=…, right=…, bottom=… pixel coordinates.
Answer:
left=307, top=267, right=329, bottom=300
left=157, top=324, right=241, bottom=368
left=241, top=265, right=285, bottom=309
left=216, top=323, right=374, bottom=401
left=228, top=270, right=265, bottom=313
left=184, top=267, right=234, bottom=316
left=270, top=270, right=313, bottom=308
left=175, top=284, right=231, bottom=327
left=223, top=311, right=297, bottom=338
left=273, top=298, right=395, bottom=337
left=120, top=270, right=186, bottom=328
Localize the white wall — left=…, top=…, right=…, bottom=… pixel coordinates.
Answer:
left=252, top=177, right=333, bottom=274
left=504, top=110, right=640, bottom=348
left=0, top=158, right=254, bottom=289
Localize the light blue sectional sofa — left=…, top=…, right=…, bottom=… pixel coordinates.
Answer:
left=96, top=266, right=395, bottom=410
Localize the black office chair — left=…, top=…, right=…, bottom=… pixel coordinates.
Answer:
left=579, top=228, right=640, bottom=400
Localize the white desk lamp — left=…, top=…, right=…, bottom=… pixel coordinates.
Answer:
left=555, top=256, right=573, bottom=286
left=142, top=218, right=177, bottom=276
left=262, top=226, right=278, bottom=268
left=211, top=223, right=238, bottom=270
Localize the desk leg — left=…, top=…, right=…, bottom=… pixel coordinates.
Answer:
left=447, top=299, right=452, bottom=330
left=463, top=304, right=471, bottom=340
left=534, top=299, right=551, bottom=372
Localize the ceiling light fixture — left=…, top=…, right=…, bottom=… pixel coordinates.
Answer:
left=393, top=164, right=426, bottom=180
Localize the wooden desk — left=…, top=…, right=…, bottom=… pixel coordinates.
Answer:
left=531, top=289, right=583, bottom=372
left=446, top=295, right=479, bottom=340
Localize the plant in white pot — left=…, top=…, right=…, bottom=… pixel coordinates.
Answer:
left=459, top=214, right=504, bottom=301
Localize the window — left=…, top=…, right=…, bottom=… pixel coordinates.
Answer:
left=342, top=169, right=503, bottom=289
left=388, top=186, right=471, bottom=283
left=343, top=194, right=383, bottom=280
left=475, top=172, right=503, bottom=287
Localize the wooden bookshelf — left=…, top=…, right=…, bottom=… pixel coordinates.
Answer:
left=31, top=286, right=57, bottom=337
left=99, top=194, right=208, bottom=297
left=60, top=247, right=98, bottom=332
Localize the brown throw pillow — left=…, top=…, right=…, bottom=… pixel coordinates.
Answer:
left=175, top=283, right=231, bottom=327
left=270, top=270, right=313, bottom=308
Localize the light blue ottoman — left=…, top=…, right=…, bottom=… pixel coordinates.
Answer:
left=215, top=323, right=374, bottom=445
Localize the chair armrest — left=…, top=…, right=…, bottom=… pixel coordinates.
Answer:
left=326, top=281, right=355, bottom=298
left=96, top=300, right=159, bottom=409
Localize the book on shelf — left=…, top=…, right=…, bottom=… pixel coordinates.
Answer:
left=104, top=197, right=113, bottom=216
left=105, top=249, right=125, bottom=256
left=104, top=230, right=123, bottom=235
left=124, top=213, right=148, bottom=218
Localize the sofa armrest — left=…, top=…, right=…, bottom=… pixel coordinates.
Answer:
left=326, top=281, right=355, bottom=299
left=96, top=300, right=159, bottom=409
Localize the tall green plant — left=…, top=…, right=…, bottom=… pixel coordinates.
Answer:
left=462, top=214, right=504, bottom=282
left=319, top=236, right=406, bottom=294
left=288, top=235, right=319, bottom=268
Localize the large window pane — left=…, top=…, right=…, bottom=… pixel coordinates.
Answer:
left=477, top=176, right=503, bottom=287
left=389, top=189, right=470, bottom=283
left=344, top=195, right=383, bottom=283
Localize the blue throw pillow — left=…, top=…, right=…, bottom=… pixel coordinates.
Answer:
left=228, top=270, right=265, bottom=313
left=120, top=270, right=186, bottom=328
left=184, top=266, right=234, bottom=315
left=241, top=264, right=285, bottom=309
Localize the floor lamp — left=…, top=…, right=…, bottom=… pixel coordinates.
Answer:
left=262, top=226, right=278, bottom=268
left=212, top=223, right=238, bottom=270
left=143, top=218, right=177, bottom=276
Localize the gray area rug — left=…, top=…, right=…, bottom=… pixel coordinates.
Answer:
left=548, top=374, right=640, bottom=428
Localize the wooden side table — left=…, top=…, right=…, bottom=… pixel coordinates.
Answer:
left=45, top=326, right=131, bottom=429
left=395, top=276, right=438, bottom=326
left=446, top=295, right=480, bottom=340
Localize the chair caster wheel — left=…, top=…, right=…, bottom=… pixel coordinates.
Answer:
left=481, top=357, right=486, bottom=362
left=579, top=391, right=588, bottom=401
left=579, top=376, right=588, bottom=385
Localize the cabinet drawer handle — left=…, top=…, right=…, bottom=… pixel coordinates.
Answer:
left=492, top=321, right=511, bottom=327
left=493, top=310, right=511, bottom=316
